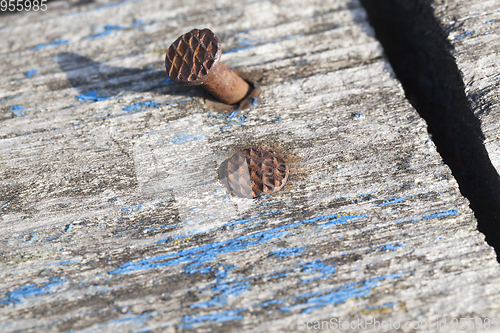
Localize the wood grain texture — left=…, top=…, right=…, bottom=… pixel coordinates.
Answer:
left=433, top=0, right=500, bottom=171
left=1, top=0, right=499, bottom=332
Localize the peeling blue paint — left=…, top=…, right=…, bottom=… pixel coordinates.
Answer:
left=26, top=234, right=37, bottom=242
left=280, top=273, right=407, bottom=313
left=162, top=78, right=175, bottom=85
left=377, top=197, right=405, bottom=206
left=123, top=100, right=161, bottom=112
left=25, top=69, right=38, bottom=77
left=56, top=259, right=80, bottom=265
left=379, top=243, right=403, bottom=251
left=422, top=209, right=458, bottom=220
left=10, top=105, right=25, bottom=116
left=455, top=30, right=475, bottom=39
left=85, top=25, right=125, bottom=40
left=301, top=214, right=366, bottom=228
left=396, top=209, right=458, bottom=224
left=168, top=133, right=205, bottom=144
left=109, top=213, right=364, bottom=275
left=120, top=204, right=147, bottom=216
left=0, top=95, right=17, bottom=102
left=227, top=111, right=239, bottom=119
left=76, top=91, right=111, bottom=102
left=299, top=260, right=337, bottom=284
left=191, top=279, right=250, bottom=308
left=258, top=299, right=283, bottom=307
left=271, top=247, right=305, bottom=257
left=0, top=277, right=67, bottom=306
left=31, top=39, right=68, bottom=50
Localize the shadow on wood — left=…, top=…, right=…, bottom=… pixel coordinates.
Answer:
left=55, top=52, right=200, bottom=100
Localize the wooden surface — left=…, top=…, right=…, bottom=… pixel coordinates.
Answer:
left=433, top=0, right=500, bottom=171
left=1, top=0, right=500, bottom=332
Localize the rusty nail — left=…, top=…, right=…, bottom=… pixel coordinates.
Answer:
left=219, top=147, right=289, bottom=199
left=165, top=28, right=251, bottom=105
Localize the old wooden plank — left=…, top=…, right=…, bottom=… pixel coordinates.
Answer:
left=0, top=0, right=499, bottom=332
left=433, top=0, right=500, bottom=170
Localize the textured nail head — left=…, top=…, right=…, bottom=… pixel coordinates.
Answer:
left=165, top=28, right=221, bottom=86
left=165, top=28, right=251, bottom=105
left=222, top=147, right=289, bottom=199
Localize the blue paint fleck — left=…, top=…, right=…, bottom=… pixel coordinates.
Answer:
left=25, top=69, right=38, bottom=77
left=227, top=111, right=239, bottom=119
left=104, top=25, right=123, bottom=30
left=248, top=97, right=258, bottom=107
left=0, top=277, right=67, bottom=306
left=85, top=31, right=113, bottom=40
left=455, top=30, right=475, bottom=39
left=30, top=39, right=68, bottom=50
left=168, top=133, right=205, bottom=144
left=379, top=243, right=403, bottom=251
left=377, top=197, right=405, bottom=206
left=271, top=247, right=305, bottom=258
left=85, top=25, right=125, bottom=40
left=120, top=204, right=145, bottom=216
left=10, top=105, right=25, bottom=116
left=422, top=209, right=458, bottom=220
left=258, top=299, right=283, bottom=307
left=280, top=273, right=407, bottom=313
left=190, top=279, right=250, bottom=308
left=299, top=260, right=337, bottom=284
left=26, top=234, right=37, bottom=242
left=76, top=91, right=111, bottom=102
left=56, top=259, right=80, bottom=265
left=64, top=224, right=73, bottom=232
left=301, top=214, right=366, bottom=227
left=123, top=100, right=161, bottom=112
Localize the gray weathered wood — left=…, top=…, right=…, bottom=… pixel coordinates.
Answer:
left=433, top=0, right=500, bottom=170
left=1, top=0, right=500, bottom=332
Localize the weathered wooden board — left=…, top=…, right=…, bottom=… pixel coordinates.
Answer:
left=1, top=0, right=500, bottom=332
left=433, top=0, right=500, bottom=170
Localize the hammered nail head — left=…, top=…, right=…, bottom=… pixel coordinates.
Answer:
left=221, top=147, right=289, bottom=199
